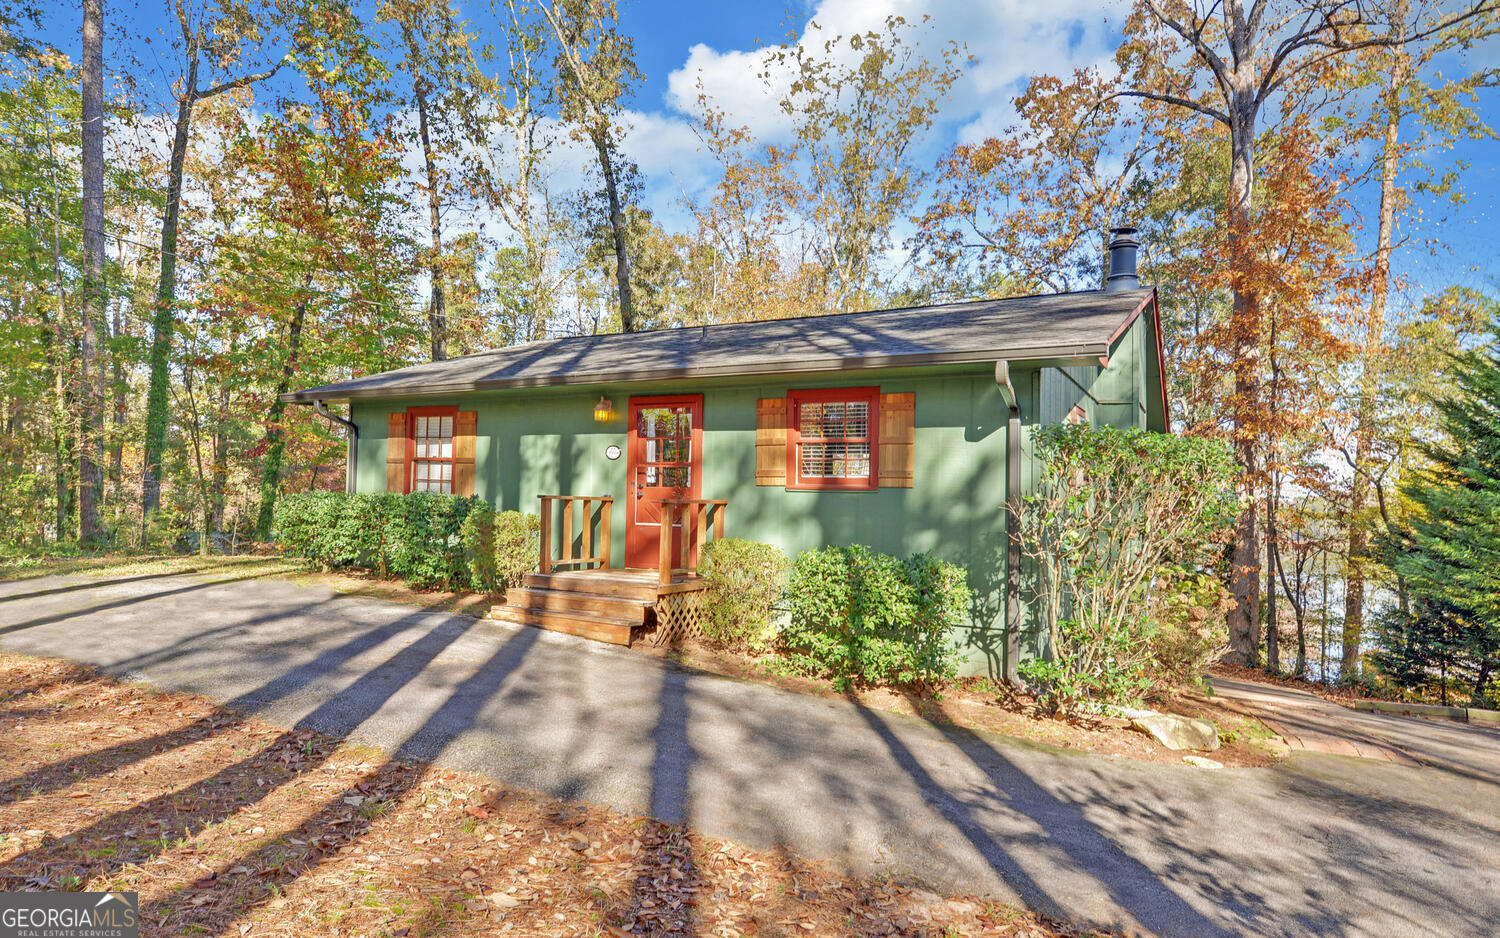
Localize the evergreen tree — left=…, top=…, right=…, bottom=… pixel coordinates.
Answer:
left=1380, top=310, right=1500, bottom=706
left=1370, top=601, right=1468, bottom=705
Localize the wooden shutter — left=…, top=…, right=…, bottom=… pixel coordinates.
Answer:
left=877, top=393, right=915, bottom=488
left=453, top=410, right=478, bottom=496
left=755, top=397, right=788, bottom=486
left=385, top=412, right=407, bottom=493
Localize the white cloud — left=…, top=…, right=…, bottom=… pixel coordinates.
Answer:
left=664, top=0, right=1126, bottom=154
left=402, top=0, right=1131, bottom=294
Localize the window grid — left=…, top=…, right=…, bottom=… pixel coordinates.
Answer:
left=410, top=412, right=455, bottom=494
left=789, top=389, right=878, bottom=490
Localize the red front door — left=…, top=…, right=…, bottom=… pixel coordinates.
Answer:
left=625, top=395, right=703, bottom=569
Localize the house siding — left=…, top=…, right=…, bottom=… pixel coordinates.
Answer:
left=348, top=319, right=1164, bottom=676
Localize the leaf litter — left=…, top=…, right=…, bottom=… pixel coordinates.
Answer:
left=0, top=653, right=1111, bottom=937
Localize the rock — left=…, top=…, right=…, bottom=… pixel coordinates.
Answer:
left=1129, top=713, right=1221, bottom=751
left=1103, top=704, right=1158, bottom=721
left=1182, top=755, right=1223, bottom=769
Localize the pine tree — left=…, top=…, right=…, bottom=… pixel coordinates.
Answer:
left=1370, top=601, right=1468, bottom=705
left=1381, top=310, right=1500, bottom=705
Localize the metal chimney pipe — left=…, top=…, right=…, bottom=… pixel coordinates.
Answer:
left=1105, top=226, right=1140, bottom=292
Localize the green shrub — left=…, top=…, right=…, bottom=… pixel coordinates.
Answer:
left=699, top=538, right=789, bottom=650
left=1018, top=425, right=1238, bottom=715
left=272, top=492, right=482, bottom=590
left=1148, top=571, right=1232, bottom=694
left=783, top=545, right=968, bottom=691
left=493, top=511, right=541, bottom=591
left=461, top=505, right=498, bottom=591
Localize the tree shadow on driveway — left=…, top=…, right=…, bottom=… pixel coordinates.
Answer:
left=846, top=694, right=1232, bottom=936
left=0, top=569, right=286, bottom=637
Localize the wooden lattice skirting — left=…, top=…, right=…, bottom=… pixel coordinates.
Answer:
left=653, top=590, right=709, bottom=646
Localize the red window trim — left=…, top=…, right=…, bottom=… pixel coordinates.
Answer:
left=405, top=405, right=459, bottom=494
left=786, top=387, right=880, bottom=491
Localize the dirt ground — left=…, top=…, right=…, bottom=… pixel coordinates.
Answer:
left=0, top=654, right=1107, bottom=938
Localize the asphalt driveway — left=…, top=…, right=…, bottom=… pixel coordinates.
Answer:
left=2, top=564, right=1498, bottom=937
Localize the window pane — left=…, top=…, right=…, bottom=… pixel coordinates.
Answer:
left=800, top=442, right=830, bottom=477
left=800, top=403, right=823, bottom=437
left=844, top=402, right=868, bottom=438
left=799, top=440, right=870, bottom=479
left=440, top=416, right=452, bottom=437
left=799, top=400, right=869, bottom=441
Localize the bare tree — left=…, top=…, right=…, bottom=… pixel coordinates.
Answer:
left=542, top=0, right=641, bottom=331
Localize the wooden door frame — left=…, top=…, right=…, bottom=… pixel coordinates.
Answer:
left=625, top=394, right=703, bottom=569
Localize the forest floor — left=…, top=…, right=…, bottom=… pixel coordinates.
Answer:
left=0, top=654, right=1092, bottom=938
left=0, top=552, right=1279, bottom=769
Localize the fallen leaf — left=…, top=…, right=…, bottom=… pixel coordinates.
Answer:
left=487, top=892, right=522, bottom=908
left=191, top=873, right=218, bottom=889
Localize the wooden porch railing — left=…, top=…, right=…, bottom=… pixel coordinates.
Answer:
left=657, top=498, right=728, bottom=587
left=537, top=495, right=613, bottom=575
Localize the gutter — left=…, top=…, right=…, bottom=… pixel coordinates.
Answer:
left=995, top=360, right=1022, bottom=684
left=311, top=399, right=359, bottom=494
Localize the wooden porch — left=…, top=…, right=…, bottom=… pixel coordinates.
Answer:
left=486, top=494, right=727, bottom=646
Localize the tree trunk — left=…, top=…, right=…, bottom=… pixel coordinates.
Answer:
left=1344, top=56, right=1406, bottom=683
left=1265, top=481, right=1280, bottom=672
left=593, top=130, right=636, bottom=332
left=78, top=0, right=106, bottom=545
left=30, top=195, right=72, bottom=541
left=255, top=288, right=310, bottom=540
left=211, top=347, right=231, bottom=532
left=1224, top=95, right=1262, bottom=667
left=1295, top=557, right=1308, bottom=678
left=414, top=76, right=448, bottom=362
left=140, top=52, right=198, bottom=533
left=108, top=298, right=126, bottom=499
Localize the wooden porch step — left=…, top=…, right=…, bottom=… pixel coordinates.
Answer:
left=504, top=587, right=650, bottom=619
left=487, top=605, right=639, bottom=646
left=523, top=571, right=658, bottom=602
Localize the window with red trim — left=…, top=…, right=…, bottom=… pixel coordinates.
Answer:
left=788, top=388, right=879, bottom=490
left=408, top=406, right=457, bottom=493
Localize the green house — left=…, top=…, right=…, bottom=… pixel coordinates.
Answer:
left=284, top=264, right=1167, bottom=678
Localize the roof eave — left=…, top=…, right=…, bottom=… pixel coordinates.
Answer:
left=278, top=341, right=1112, bottom=404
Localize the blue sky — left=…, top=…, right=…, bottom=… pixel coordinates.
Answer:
left=32, top=0, right=1500, bottom=307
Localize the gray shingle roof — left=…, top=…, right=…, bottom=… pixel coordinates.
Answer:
left=281, top=287, right=1155, bottom=403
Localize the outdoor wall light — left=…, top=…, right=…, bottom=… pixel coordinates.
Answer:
left=593, top=396, right=617, bottom=423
